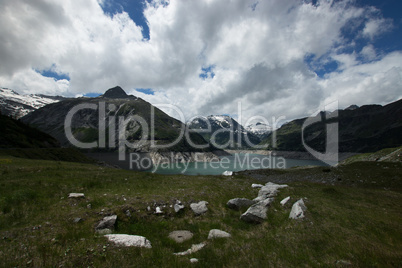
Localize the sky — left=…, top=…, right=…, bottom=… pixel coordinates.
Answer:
left=1, top=0, right=402, bottom=125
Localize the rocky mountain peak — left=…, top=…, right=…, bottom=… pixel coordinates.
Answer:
left=102, top=86, right=129, bottom=99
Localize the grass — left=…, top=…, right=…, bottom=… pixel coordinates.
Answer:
left=0, top=154, right=401, bottom=267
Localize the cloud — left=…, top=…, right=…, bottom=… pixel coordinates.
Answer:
left=0, top=0, right=401, bottom=124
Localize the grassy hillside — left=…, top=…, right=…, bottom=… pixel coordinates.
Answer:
left=0, top=156, right=400, bottom=267
left=0, top=113, right=59, bottom=148
left=341, top=146, right=402, bottom=165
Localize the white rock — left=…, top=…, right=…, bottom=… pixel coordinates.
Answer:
left=251, top=183, right=264, bottom=188
left=222, top=171, right=233, bottom=176
left=174, top=243, right=206, bottom=256
left=168, top=230, right=193, bottom=243
left=155, top=207, right=163, bottom=214
left=280, top=196, right=291, bottom=206
left=190, top=201, right=208, bottom=215
left=105, top=234, right=152, bottom=248
left=208, top=229, right=231, bottom=239
left=289, top=199, right=307, bottom=219
left=174, top=200, right=185, bottom=213
left=190, top=258, right=199, bottom=263
left=68, top=193, right=85, bottom=198
left=253, top=182, right=288, bottom=201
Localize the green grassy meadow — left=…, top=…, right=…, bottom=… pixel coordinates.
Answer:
left=0, top=154, right=401, bottom=267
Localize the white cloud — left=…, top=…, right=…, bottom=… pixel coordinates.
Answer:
left=363, top=18, right=393, bottom=40
left=0, top=0, right=401, bottom=124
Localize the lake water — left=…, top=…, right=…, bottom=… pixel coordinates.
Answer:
left=152, top=153, right=327, bottom=175
left=86, top=152, right=327, bottom=176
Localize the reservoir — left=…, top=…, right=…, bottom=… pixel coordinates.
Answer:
left=87, top=152, right=328, bottom=176
left=151, top=153, right=327, bottom=175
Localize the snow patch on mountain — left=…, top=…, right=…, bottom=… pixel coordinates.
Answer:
left=0, top=88, right=62, bottom=118
left=246, top=122, right=271, bottom=139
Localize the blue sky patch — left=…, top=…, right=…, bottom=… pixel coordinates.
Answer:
left=199, top=65, right=216, bottom=80
left=36, top=68, right=70, bottom=81
left=84, top=93, right=102, bottom=97
left=100, top=0, right=150, bottom=40
left=136, top=88, right=155, bottom=95
left=304, top=54, right=339, bottom=78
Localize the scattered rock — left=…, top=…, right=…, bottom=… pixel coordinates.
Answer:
left=168, top=230, right=193, bottom=243
left=73, top=217, right=83, bottom=223
left=190, top=201, right=208, bottom=215
left=190, top=258, right=199, bottom=263
left=174, top=200, right=185, bottom=213
left=253, top=182, right=288, bottom=202
left=289, top=199, right=307, bottom=219
left=87, top=204, right=92, bottom=209
left=96, top=229, right=112, bottom=235
left=147, top=206, right=151, bottom=212
left=208, top=229, right=231, bottom=239
left=105, top=234, right=152, bottom=248
left=222, top=171, right=233, bottom=176
left=280, top=196, right=291, bottom=206
left=240, top=198, right=274, bottom=223
left=95, top=215, right=117, bottom=232
left=174, top=243, right=206, bottom=256
left=227, top=198, right=255, bottom=211
left=155, top=207, right=163, bottom=214
left=68, top=193, right=85, bottom=198
left=251, top=183, right=264, bottom=188
left=125, top=210, right=131, bottom=218
left=335, top=259, right=352, bottom=267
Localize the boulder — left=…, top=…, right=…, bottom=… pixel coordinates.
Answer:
left=174, top=200, right=185, bottom=213
left=95, top=215, right=117, bottom=232
left=68, top=193, right=85, bottom=198
left=168, top=230, right=193, bottom=243
left=280, top=196, right=290, bottom=206
left=174, top=243, right=206, bottom=256
left=208, top=229, right=231, bottom=239
left=155, top=207, right=163, bottom=214
left=227, top=198, right=255, bottom=211
left=289, top=199, right=307, bottom=219
left=105, top=234, right=152, bottom=248
left=251, top=183, right=264, bottom=188
left=190, top=258, right=199, bottom=263
left=240, top=198, right=273, bottom=223
left=190, top=201, right=208, bottom=215
left=73, top=217, right=83, bottom=223
left=253, top=182, right=288, bottom=202
left=222, top=171, right=233, bottom=176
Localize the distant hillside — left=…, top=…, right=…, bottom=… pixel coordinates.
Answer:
left=22, top=86, right=213, bottom=153
left=188, top=115, right=261, bottom=149
left=260, top=98, right=402, bottom=153
left=341, top=146, right=402, bottom=165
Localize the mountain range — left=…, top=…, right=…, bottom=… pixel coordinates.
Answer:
left=1, top=86, right=401, bottom=154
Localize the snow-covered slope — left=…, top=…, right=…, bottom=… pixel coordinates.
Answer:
left=246, top=122, right=271, bottom=140
left=0, top=88, right=63, bottom=118
left=188, top=115, right=261, bottom=148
